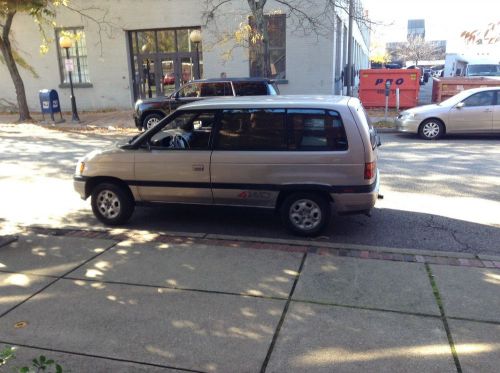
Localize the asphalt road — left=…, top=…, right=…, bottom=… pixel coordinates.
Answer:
left=1, top=124, right=499, bottom=255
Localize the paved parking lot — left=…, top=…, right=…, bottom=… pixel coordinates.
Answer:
left=0, top=123, right=499, bottom=255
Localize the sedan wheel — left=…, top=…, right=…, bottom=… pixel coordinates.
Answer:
left=419, top=119, right=444, bottom=140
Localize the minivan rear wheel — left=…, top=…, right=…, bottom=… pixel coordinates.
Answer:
left=91, top=183, right=134, bottom=225
left=281, top=192, right=330, bottom=236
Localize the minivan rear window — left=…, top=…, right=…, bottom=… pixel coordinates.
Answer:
left=288, top=109, right=348, bottom=151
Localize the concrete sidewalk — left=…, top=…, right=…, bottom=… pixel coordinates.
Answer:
left=0, top=229, right=499, bottom=372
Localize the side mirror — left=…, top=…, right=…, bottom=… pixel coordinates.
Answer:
left=456, top=102, right=465, bottom=109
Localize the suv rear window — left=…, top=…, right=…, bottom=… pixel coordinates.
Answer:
left=233, top=82, right=269, bottom=96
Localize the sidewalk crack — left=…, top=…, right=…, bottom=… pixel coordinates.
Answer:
left=425, top=264, right=462, bottom=373
left=260, top=251, right=308, bottom=373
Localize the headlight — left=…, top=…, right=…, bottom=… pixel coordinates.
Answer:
left=134, top=100, right=143, bottom=111
left=75, top=161, right=85, bottom=175
left=399, top=112, right=416, bottom=120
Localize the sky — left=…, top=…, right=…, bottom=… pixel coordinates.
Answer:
left=362, top=0, right=499, bottom=53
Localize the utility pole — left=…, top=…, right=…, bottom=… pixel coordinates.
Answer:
left=346, top=0, right=354, bottom=96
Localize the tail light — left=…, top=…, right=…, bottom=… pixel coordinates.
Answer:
left=364, top=162, right=376, bottom=180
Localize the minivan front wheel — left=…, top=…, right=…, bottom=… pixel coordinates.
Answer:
left=281, top=193, right=330, bottom=236
left=91, top=183, right=134, bottom=225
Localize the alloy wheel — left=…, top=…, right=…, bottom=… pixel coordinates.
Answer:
left=422, top=122, right=440, bottom=139
left=289, top=199, right=322, bottom=231
left=96, top=189, right=121, bottom=219
left=146, top=117, right=160, bottom=129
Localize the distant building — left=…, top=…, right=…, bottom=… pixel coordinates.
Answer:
left=428, top=40, right=447, bottom=59
left=407, top=19, right=425, bottom=40
left=385, top=19, right=446, bottom=64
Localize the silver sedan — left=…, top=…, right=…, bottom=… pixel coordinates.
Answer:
left=396, top=86, right=500, bottom=140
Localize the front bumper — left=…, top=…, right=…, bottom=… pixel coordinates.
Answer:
left=133, top=113, right=142, bottom=130
left=73, top=176, right=87, bottom=199
left=395, top=117, right=420, bottom=133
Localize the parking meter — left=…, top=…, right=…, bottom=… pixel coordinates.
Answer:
left=385, top=80, right=391, bottom=97
left=384, top=80, right=391, bottom=122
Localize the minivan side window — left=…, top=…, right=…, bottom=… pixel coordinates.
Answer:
left=216, top=109, right=287, bottom=150
left=288, top=109, right=348, bottom=151
left=148, top=111, right=215, bottom=150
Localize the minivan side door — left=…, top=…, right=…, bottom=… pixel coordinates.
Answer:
left=134, top=110, right=215, bottom=204
left=210, top=108, right=287, bottom=207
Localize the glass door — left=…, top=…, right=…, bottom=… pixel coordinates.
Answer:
left=128, top=28, right=203, bottom=101
left=159, top=58, right=177, bottom=96
left=140, top=57, right=156, bottom=98
left=180, top=57, right=195, bottom=86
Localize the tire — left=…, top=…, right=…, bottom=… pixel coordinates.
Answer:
left=419, top=119, right=445, bottom=140
left=280, top=192, right=331, bottom=237
left=142, top=113, right=163, bottom=131
left=91, top=183, right=134, bottom=226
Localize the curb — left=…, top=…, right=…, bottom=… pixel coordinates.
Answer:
left=375, top=127, right=398, bottom=133
left=21, top=224, right=500, bottom=269
left=0, top=235, right=18, bottom=248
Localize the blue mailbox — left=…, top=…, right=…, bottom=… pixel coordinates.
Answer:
left=39, top=89, right=64, bottom=123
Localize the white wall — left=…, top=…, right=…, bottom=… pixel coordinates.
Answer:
left=0, top=0, right=370, bottom=111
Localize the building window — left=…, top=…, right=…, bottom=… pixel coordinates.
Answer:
left=128, top=27, right=202, bottom=100
left=56, top=28, right=91, bottom=85
left=249, top=14, right=286, bottom=79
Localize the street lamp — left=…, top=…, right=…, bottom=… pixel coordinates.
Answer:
left=189, top=29, right=202, bottom=79
left=59, top=36, right=80, bottom=122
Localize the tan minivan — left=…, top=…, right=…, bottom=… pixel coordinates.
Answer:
left=74, top=96, right=381, bottom=236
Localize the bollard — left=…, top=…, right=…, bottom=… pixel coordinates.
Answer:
left=396, top=88, right=400, bottom=113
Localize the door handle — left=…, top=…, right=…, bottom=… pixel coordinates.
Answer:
left=483, top=109, right=492, bottom=113
left=192, top=164, right=204, bottom=171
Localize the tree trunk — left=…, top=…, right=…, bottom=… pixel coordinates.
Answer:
left=248, top=0, right=270, bottom=77
left=0, top=11, right=32, bottom=122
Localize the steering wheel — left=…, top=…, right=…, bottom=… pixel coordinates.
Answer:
left=173, top=134, right=190, bottom=149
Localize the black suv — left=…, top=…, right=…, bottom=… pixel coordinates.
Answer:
left=133, top=78, right=279, bottom=130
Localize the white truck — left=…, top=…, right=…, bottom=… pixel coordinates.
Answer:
left=465, top=62, right=500, bottom=77
left=444, top=52, right=500, bottom=78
